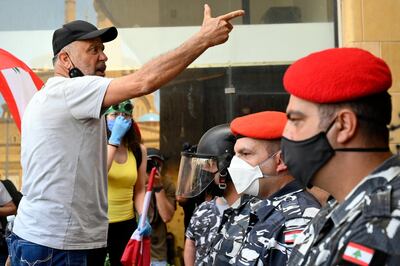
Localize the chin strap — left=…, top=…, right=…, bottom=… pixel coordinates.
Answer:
left=218, top=170, right=228, bottom=189
left=334, top=147, right=390, bottom=152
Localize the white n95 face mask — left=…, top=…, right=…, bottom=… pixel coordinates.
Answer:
left=228, top=155, right=263, bottom=196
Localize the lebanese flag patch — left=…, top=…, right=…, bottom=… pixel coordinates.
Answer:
left=284, top=229, right=302, bottom=244
left=342, top=242, right=375, bottom=266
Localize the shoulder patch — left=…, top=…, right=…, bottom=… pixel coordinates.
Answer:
left=342, top=242, right=375, bottom=266
left=284, top=229, right=303, bottom=244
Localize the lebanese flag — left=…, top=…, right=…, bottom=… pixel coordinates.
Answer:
left=342, top=242, right=375, bottom=266
left=121, top=167, right=157, bottom=266
left=0, top=48, right=43, bottom=131
left=284, top=229, right=303, bottom=244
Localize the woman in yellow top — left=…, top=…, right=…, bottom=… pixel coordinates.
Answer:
left=103, top=100, right=148, bottom=266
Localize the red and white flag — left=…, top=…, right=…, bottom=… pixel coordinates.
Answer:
left=342, top=242, right=375, bottom=266
left=0, top=48, right=43, bottom=131
left=284, top=229, right=303, bottom=244
left=121, top=167, right=157, bottom=266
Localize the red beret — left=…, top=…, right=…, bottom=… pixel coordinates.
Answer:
left=230, top=111, right=287, bottom=140
left=283, top=48, right=392, bottom=103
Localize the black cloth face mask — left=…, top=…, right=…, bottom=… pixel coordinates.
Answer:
left=281, top=118, right=389, bottom=188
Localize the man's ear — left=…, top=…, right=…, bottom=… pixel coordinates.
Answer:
left=275, top=150, right=287, bottom=173
left=334, top=109, right=357, bottom=144
left=58, top=52, right=72, bottom=69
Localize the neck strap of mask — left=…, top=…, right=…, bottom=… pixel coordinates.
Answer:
left=326, top=117, right=390, bottom=153
left=334, top=147, right=390, bottom=152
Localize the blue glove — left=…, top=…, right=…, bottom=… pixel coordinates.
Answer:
left=108, top=116, right=132, bottom=146
left=138, top=215, right=152, bottom=237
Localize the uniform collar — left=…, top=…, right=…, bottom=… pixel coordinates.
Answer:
left=330, top=155, right=400, bottom=226
left=252, top=180, right=304, bottom=219
left=230, top=194, right=253, bottom=209
left=270, top=180, right=303, bottom=200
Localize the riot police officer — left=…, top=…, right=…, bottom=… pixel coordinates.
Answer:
left=282, top=48, right=400, bottom=265
left=177, top=124, right=237, bottom=265
left=226, top=111, right=321, bottom=266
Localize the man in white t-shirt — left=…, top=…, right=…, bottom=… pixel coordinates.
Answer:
left=9, top=5, right=244, bottom=266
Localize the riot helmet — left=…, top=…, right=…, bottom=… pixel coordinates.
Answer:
left=176, top=124, right=236, bottom=198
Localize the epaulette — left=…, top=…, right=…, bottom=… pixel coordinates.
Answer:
left=364, top=185, right=392, bottom=218
left=280, top=195, right=302, bottom=220
left=364, top=176, right=400, bottom=218
left=390, top=176, right=400, bottom=215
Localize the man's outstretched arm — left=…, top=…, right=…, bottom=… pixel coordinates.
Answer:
left=103, top=4, right=244, bottom=107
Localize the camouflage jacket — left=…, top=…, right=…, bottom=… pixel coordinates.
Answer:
left=186, top=197, right=225, bottom=265
left=288, top=155, right=400, bottom=266
left=206, top=194, right=263, bottom=265
left=236, top=180, right=321, bottom=266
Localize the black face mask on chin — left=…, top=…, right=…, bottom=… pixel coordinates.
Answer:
left=281, top=118, right=389, bottom=188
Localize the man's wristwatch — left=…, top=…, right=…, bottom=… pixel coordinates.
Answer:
left=153, top=186, right=163, bottom=193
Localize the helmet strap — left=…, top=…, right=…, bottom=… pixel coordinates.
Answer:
left=218, top=171, right=227, bottom=189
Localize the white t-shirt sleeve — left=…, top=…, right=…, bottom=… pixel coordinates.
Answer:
left=0, top=182, right=12, bottom=205
left=64, top=76, right=112, bottom=120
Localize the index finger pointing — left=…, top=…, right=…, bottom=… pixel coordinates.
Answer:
left=204, top=4, right=211, bottom=20
left=219, top=9, right=245, bottom=21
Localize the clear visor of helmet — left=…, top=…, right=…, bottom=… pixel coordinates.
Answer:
left=176, top=152, right=218, bottom=198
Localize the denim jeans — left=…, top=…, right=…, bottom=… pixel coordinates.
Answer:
left=6, top=233, right=90, bottom=266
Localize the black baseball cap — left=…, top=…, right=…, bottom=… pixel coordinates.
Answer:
left=52, top=20, right=118, bottom=56
left=147, top=148, right=166, bottom=162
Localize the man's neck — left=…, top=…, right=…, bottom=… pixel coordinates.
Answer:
left=54, top=65, right=69, bottom=78
left=258, top=175, right=294, bottom=200
left=315, top=151, right=393, bottom=203
left=223, top=183, right=239, bottom=206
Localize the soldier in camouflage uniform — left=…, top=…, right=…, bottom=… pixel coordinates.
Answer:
left=236, top=183, right=321, bottom=265
left=223, top=111, right=321, bottom=266
left=185, top=196, right=227, bottom=265
left=176, top=124, right=238, bottom=266
left=281, top=47, right=400, bottom=265
left=207, top=194, right=262, bottom=265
